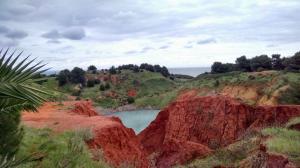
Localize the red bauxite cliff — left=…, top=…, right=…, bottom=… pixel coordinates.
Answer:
left=22, top=101, right=149, bottom=168
left=22, top=96, right=300, bottom=168
left=138, top=96, right=300, bottom=168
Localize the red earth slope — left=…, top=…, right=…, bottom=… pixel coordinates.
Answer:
left=22, top=101, right=149, bottom=168
left=138, top=96, right=300, bottom=167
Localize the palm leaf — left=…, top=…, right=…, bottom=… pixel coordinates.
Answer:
left=0, top=48, right=50, bottom=112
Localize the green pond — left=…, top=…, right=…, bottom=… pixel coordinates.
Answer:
left=107, top=110, right=160, bottom=134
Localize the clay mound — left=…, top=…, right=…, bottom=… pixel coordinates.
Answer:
left=22, top=101, right=148, bottom=168
left=138, top=96, right=300, bottom=167
left=71, top=101, right=99, bottom=116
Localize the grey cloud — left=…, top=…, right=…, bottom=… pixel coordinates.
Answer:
left=42, top=30, right=61, bottom=39
left=0, top=39, right=19, bottom=47
left=5, top=30, right=28, bottom=39
left=159, top=45, right=169, bottom=49
left=125, top=46, right=154, bottom=55
left=0, top=25, right=9, bottom=33
left=184, top=45, right=193, bottom=49
left=47, top=39, right=61, bottom=44
left=62, top=27, right=86, bottom=40
left=140, top=47, right=154, bottom=53
left=197, top=38, right=217, bottom=45
left=42, top=28, right=85, bottom=41
left=125, top=50, right=139, bottom=55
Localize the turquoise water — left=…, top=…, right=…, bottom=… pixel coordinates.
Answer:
left=107, top=110, right=160, bottom=134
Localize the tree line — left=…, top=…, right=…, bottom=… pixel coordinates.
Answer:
left=211, top=51, right=300, bottom=73
left=56, top=63, right=170, bottom=87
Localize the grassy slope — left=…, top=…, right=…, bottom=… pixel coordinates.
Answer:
left=16, top=127, right=110, bottom=168
left=183, top=71, right=300, bottom=105
left=41, top=70, right=300, bottom=108
left=66, top=70, right=178, bottom=109
left=179, top=117, right=300, bottom=167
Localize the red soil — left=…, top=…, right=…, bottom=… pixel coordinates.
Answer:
left=138, top=96, right=300, bottom=167
left=22, top=95, right=300, bottom=168
left=127, top=89, right=137, bottom=97
left=71, top=100, right=99, bottom=116
left=22, top=101, right=148, bottom=168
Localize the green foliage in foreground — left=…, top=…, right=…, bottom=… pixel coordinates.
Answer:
left=16, top=127, right=110, bottom=168
left=0, top=49, right=50, bottom=158
left=262, top=127, right=300, bottom=164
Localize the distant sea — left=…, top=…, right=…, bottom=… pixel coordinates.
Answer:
left=169, top=67, right=211, bottom=77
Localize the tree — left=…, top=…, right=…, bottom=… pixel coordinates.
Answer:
left=284, top=51, right=300, bottom=71
left=87, top=65, right=97, bottom=74
left=211, top=62, right=236, bottom=73
left=133, top=65, right=140, bottom=73
left=154, top=65, right=162, bottom=72
left=57, top=69, right=71, bottom=86
left=87, top=65, right=97, bottom=71
left=161, top=66, right=170, bottom=77
left=250, top=55, right=272, bottom=71
left=271, top=54, right=284, bottom=70
left=70, top=67, right=86, bottom=85
left=109, top=66, right=117, bottom=74
left=236, top=56, right=251, bottom=72
left=0, top=49, right=49, bottom=158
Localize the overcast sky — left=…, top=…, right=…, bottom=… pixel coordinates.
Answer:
left=0, top=0, right=300, bottom=70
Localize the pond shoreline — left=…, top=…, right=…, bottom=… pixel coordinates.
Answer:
left=95, top=104, right=160, bottom=114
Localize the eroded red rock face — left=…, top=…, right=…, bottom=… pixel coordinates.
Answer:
left=22, top=101, right=148, bottom=168
left=138, top=96, right=300, bottom=167
left=71, top=101, right=99, bottom=116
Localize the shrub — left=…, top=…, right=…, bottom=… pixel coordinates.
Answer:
left=99, top=84, right=105, bottom=91
left=127, top=97, right=135, bottom=104
left=94, top=79, right=101, bottom=84
left=105, top=83, right=110, bottom=89
left=87, top=80, right=95, bottom=87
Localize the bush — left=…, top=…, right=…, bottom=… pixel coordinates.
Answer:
left=99, top=84, right=105, bottom=91
left=0, top=111, right=24, bottom=158
left=105, top=83, right=110, bottom=89
left=94, top=79, right=101, bottom=84
left=71, top=90, right=81, bottom=96
left=87, top=80, right=95, bottom=87
left=127, top=97, right=135, bottom=104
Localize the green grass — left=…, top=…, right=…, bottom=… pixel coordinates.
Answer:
left=262, top=127, right=300, bottom=164
left=135, top=89, right=178, bottom=108
left=77, top=70, right=177, bottom=108
left=16, top=127, right=110, bottom=168
left=181, top=137, right=259, bottom=168
left=286, top=117, right=300, bottom=128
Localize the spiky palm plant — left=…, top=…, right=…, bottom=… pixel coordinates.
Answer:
left=0, top=48, right=49, bottom=114
left=0, top=48, right=50, bottom=166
